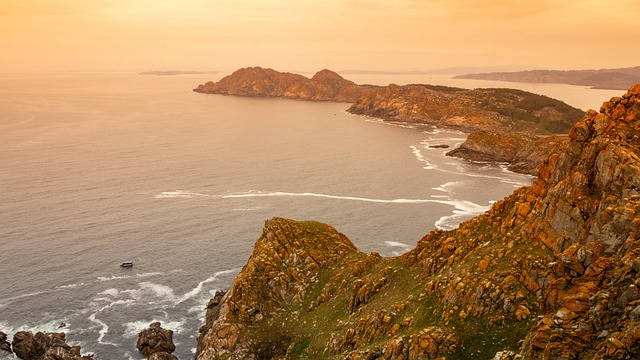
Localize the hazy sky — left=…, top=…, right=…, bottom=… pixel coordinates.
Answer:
left=1, top=0, right=639, bottom=73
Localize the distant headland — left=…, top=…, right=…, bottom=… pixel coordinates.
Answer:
left=455, top=66, right=640, bottom=90
left=140, top=70, right=216, bottom=76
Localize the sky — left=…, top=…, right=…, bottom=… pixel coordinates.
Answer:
left=1, top=0, right=639, bottom=73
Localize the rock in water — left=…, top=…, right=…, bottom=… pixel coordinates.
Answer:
left=0, top=331, right=11, bottom=353
left=148, top=351, right=178, bottom=360
left=11, top=331, right=91, bottom=360
left=136, top=322, right=176, bottom=358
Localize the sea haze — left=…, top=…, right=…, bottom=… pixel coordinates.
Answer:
left=2, top=73, right=537, bottom=358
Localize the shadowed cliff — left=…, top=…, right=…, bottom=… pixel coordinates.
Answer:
left=195, top=84, right=640, bottom=359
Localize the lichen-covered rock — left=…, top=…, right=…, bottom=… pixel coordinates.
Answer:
left=136, top=322, right=176, bottom=358
left=196, top=218, right=361, bottom=359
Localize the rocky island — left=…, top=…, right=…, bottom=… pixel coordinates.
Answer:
left=194, top=67, right=585, bottom=175
left=195, top=84, right=640, bottom=359
left=194, top=67, right=379, bottom=103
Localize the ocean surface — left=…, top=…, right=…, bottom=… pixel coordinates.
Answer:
left=0, top=72, right=619, bottom=359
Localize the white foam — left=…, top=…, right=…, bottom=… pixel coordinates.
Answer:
left=0, top=291, right=49, bottom=309
left=177, top=268, right=240, bottom=305
left=56, top=282, right=86, bottom=289
left=432, top=181, right=461, bottom=194
left=231, top=206, right=263, bottom=211
left=384, top=241, right=412, bottom=248
left=96, top=271, right=163, bottom=282
left=155, top=190, right=219, bottom=199
left=88, top=299, right=136, bottom=346
left=97, top=275, right=131, bottom=282
left=98, top=288, right=120, bottom=297
left=223, top=191, right=440, bottom=204
left=409, top=145, right=436, bottom=170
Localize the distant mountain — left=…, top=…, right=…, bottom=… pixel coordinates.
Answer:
left=455, top=66, right=640, bottom=90
left=140, top=70, right=215, bottom=76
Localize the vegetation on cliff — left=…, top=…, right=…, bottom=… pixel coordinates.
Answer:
left=196, top=84, right=640, bottom=359
left=347, top=85, right=584, bottom=134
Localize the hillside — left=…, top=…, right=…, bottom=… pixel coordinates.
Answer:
left=347, top=85, right=584, bottom=134
left=455, top=66, right=640, bottom=90
left=195, top=84, right=640, bottom=359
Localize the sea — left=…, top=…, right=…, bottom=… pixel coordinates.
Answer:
left=0, top=71, right=621, bottom=359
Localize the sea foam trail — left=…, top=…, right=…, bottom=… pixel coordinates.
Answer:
left=224, top=191, right=447, bottom=204
left=0, top=291, right=50, bottom=309
left=88, top=299, right=135, bottom=346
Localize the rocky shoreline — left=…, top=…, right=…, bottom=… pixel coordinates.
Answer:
left=194, top=67, right=585, bottom=175
left=0, top=322, right=178, bottom=360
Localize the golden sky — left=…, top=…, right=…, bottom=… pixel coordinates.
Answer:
left=1, top=0, right=639, bottom=72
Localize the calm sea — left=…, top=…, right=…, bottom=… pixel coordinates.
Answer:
left=0, top=72, right=617, bottom=359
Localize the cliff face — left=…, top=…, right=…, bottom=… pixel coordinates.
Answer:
left=195, top=85, right=640, bottom=360
left=193, top=67, right=378, bottom=102
left=347, top=84, right=584, bottom=134
left=445, top=132, right=568, bottom=176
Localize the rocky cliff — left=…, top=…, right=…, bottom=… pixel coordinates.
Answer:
left=445, top=132, right=568, bottom=176
left=193, top=67, right=378, bottom=102
left=196, top=84, right=640, bottom=359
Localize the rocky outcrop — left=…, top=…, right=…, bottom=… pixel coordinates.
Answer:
left=136, top=322, right=177, bottom=359
left=0, top=331, right=11, bottom=353
left=196, top=218, right=360, bottom=359
left=195, top=84, right=640, bottom=359
left=446, top=132, right=568, bottom=176
left=347, top=84, right=584, bottom=134
left=11, top=331, right=92, bottom=360
left=193, top=67, right=378, bottom=102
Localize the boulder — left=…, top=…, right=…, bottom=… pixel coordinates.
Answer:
left=0, top=331, right=11, bottom=353
left=136, top=322, right=176, bottom=358
left=11, top=331, right=91, bottom=360
left=148, top=351, right=178, bottom=360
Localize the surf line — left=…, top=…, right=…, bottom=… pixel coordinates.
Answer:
left=222, top=191, right=486, bottom=210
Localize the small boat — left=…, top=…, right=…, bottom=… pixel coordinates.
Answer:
left=120, top=261, right=134, bottom=268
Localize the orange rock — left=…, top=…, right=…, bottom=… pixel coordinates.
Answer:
left=478, top=256, right=491, bottom=271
